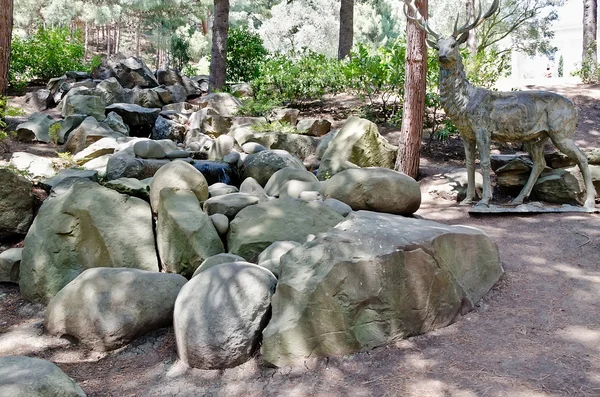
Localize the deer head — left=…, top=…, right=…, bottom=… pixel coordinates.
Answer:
left=402, top=0, right=500, bottom=65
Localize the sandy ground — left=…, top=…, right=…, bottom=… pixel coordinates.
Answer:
left=0, top=84, right=599, bottom=396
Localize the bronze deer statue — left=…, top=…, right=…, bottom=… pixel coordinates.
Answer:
left=403, top=0, right=596, bottom=209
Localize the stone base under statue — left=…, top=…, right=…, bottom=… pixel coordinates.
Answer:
left=469, top=202, right=599, bottom=214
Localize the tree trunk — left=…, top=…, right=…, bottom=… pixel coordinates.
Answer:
left=106, top=24, right=111, bottom=57
left=115, top=21, right=120, bottom=54
left=135, top=17, right=141, bottom=58
left=84, top=22, right=89, bottom=59
left=583, top=0, right=597, bottom=82
left=395, top=0, right=428, bottom=179
left=0, top=0, right=14, bottom=95
left=209, top=0, right=229, bottom=92
left=338, top=0, right=354, bottom=60
left=466, top=0, right=477, bottom=55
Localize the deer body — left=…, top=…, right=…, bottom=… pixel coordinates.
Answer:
left=403, top=0, right=596, bottom=209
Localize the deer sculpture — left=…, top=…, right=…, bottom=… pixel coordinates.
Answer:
left=403, top=0, right=596, bottom=209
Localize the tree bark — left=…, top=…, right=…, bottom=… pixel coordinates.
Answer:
left=209, top=0, right=230, bottom=92
left=466, top=0, right=477, bottom=55
left=583, top=0, right=597, bottom=82
left=338, top=0, right=354, bottom=60
left=84, top=22, right=89, bottom=59
left=0, top=0, right=14, bottom=95
left=395, top=0, right=428, bottom=179
left=135, top=17, right=141, bottom=58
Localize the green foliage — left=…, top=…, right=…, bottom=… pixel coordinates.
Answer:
left=48, top=123, right=61, bottom=145
left=227, top=27, right=269, bottom=83
left=10, top=27, right=90, bottom=85
left=236, top=98, right=281, bottom=118
left=0, top=97, right=25, bottom=152
left=170, top=35, right=191, bottom=71
left=251, top=121, right=297, bottom=134
left=344, top=40, right=406, bottom=121
left=464, top=48, right=511, bottom=90
left=576, top=43, right=599, bottom=83
left=558, top=55, right=564, bottom=78
left=252, top=50, right=346, bottom=104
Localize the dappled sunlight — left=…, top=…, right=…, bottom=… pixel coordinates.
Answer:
left=557, top=326, right=600, bottom=350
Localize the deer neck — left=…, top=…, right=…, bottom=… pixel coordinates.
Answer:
left=438, top=56, right=475, bottom=121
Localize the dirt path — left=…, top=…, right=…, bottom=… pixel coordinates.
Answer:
left=1, top=84, right=599, bottom=396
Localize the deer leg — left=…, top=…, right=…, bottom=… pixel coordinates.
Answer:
left=476, top=131, right=493, bottom=206
left=512, top=139, right=547, bottom=205
left=460, top=137, right=477, bottom=205
left=552, top=137, right=597, bottom=209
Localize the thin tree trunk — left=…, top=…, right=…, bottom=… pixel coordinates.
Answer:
left=106, top=24, right=111, bottom=57
left=97, top=25, right=100, bottom=51
left=395, top=0, right=428, bottom=179
left=466, top=0, right=477, bottom=55
left=135, top=17, right=141, bottom=58
left=338, top=0, right=354, bottom=60
left=0, top=0, right=14, bottom=95
left=209, top=0, right=230, bottom=91
left=84, top=22, right=89, bottom=59
left=583, top=0, right=597, bottom=82
left=115, top=21, right=120, bottom=54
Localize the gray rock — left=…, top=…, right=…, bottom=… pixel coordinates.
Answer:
left=65, top=116, right=125, bottom=155
left=149, top=160, right=209, bottom=213
left=231, top=83, right=253, bottom=97
left=242, top=150, right=306, bottom=186
left=45, top=268, right=186, bottom=351
left=208, top=183, right=239, bottom=197
left=203, top=193, right=260, bottom=220
left=210, top=213, right=230, bottom=236
left=208, top=135, right=235, bottom=161
left=95, top=77, right=125, bottom=105
left=165, top=149, right=190, bottom=159
left=533, top=168, right=585, bottom=205
left=133, top=140, right=167, bottom=159
left=316, top=130, right=338, bottom=159
left=264, top=167, right=319, bottom=197
left=61, top=89, right=107, bottom=121
left=157, top=189, right=224, bottom=277
left=104, top=177, right=150, bottom=200
left=421, top=168, right=484, bottom=202
left=0, top=168, right=34, bottom=239
left=57, top=114, right=86, bottom=144
left=19, top=181, right=159, bottom=303
left=82, top=154, right=112, bottom=177
left=103, top=111, right=130, bottom=135
left=228, top=198, right=344, bottom=261
left=166, top=84, right=188, bottom=103
left=106, top=151, right=169, bottom=181
left=28, top=89, right=54, bottom=111
left=0, top=356, right=86, bottom=397
left=174, top=262, right=277, bottom=369
left=194, top=93, right=242, bottom=117
left=191, top=253, right=246, bottom=277
left=258, top=241, right=301, bottom=265
left=9, top=152, right=56, bottom=179
left=231, top=128, right=319, bottom=160
left=40, top=168, right=99, bottom=193
left=279, top=180, right=323, bottom=199
left=323, top=168, right=421, bottom=215
left=72, top=136, right=120, bottom=162
left=317, top=117, right=397, bottom=180
left=157, top=69, right=183, bottom=86
left=271, top=108, right=300, bottom=125
left=132, top=87, right=163, bottom=108
left=92, top=56, right=159, bottom=88
left=105, top=103, right=161, bottom=134
left=153, top=86, right=173, bottom=104
left=15, top=112, right=56, bottom=143
left=182, top=76, right=203, bottom=97
left=299, top=190, right=322, bottom=201
left=241, top=142, right=267, bottom=154
left=223, top=150, right=241, bottom=165
left=239, top=177, right=270, bottom=201
left=323, top=198, right=353, bottom=216
left=296, top=118, right=331, bottom=137
left=261, top=211, right=503, bottom=366
left=0, top=248, right=23, bottom=283
left=162, top=102, right=200, bottom=114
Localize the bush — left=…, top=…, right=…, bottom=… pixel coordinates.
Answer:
left=344, top=40, right=406, bottom=121
left=227, top=27, right=268, bottom=83
left=0, top=96, right=25, bottom=152
left=464, top=48, right=511, bottom=89
left=170, top=35, right=191, bottom=71
left=10, top=26, right=89, bottom=86
left=252, top=50, right=346, bottom=104
left=236, top=97, right=281, bottom=118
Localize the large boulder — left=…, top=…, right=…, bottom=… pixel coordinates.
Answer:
left=40, top=168, right=99, bottom=194
left=61, top=89, right=107, bottom=121
left=229, top=127, right=318, bottom=160
left=241, top=150, right=306, bottom=186
left=15, top=112, right=56, bottom=143
left=533, top=168, right=586, bottom=205
left=296, top=118, right=331, bottom=137
left=228, top=198, right=344, bottom=261
left=152, top=116, right=186, bottom=142
left=19, top=181, right=159, bottom=303
left=95, top=77, right=125, bottom=105
left=262, top=211, right=503, bottom=366
left=0, top=356, right=86, bottom=397
left=194, top=92, right=242, bottom=116
left=45, top=268, right=187, bottom=351
left=92, top=56, right=159, bottom=88
left=323, top=168, right=421, bottom=215
left=191, top=253, right=246, bottom=277
left=105, top=151, right=169, bottom=181
left=0, top=168, right=34, bottom=239
left=57, top=114, right=86, bottom=144
left=157, top=68, right=183, bottom=86
left=203, top=193, right=260, bottom=220
left=157, top=189, right=224, bottom=277
left=174, top=262, right=277, bottom=369
left=0, top=248, right=23, bottom=284
left=105, top=103, right=161, bottom=136
left=9, top=152, right=56, bottom=179
left=264, top=167, right=319, bottom=197
left=65, top=116, right=126, bottom=155
left=150, top=160, right=209, bottom=213
left=192, top=161, right=239, bottom=186
left=317, top=116, right=397, bottom=180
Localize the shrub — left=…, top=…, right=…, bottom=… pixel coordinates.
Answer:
left=0, top=96, right=25, bottom=152
left=236, top=97, right=281, bottom=118
left=10, top=26, right=89, bottom=86
left=252, top=50, right=346, bottom=104
left=170, top=35, right=191, bottom=71
left=227, top=27, right=268, bottom=83
left=464, top=48, right=511, bottom=89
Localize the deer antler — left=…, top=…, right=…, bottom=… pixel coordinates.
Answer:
left=453, top=0, right=500, bottom=38
left=402, top=0, right=439, bottom=40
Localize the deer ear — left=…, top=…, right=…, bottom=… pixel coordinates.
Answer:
left=426, top=39, right=439, bottom=50
left=457, top=31, right=469, bottom=45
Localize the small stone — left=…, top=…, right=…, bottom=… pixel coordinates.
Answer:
left=133, top=140, right=167, bottom=159
left=210, top=213, right=229, bottom=235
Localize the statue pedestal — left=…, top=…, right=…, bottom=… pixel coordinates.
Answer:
left=469, top=202, right=599, bottom=214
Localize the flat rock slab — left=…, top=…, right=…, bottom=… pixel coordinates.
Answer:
left=469, top=202, right=600, bottom=214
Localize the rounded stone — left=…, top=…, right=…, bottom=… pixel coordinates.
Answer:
left=210, top=213, right=230, bottom=235
left=133, top=140, right=166, bottom=159
left=149, top=160, right=209, bottom=213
